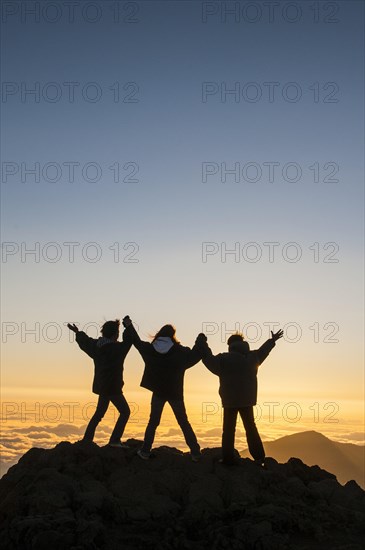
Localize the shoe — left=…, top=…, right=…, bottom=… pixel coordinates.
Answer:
left=191, top=452, right=202, bottom=463
left=108, top=441, right=130, bottom=449
left=137, top=449, right=150, bottom=460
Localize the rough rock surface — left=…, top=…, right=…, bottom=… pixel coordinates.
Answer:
left=0, top=439, right=364, bottom=549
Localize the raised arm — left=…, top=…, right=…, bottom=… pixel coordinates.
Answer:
left=184, top=333, right=210, bottom=368
left=120, top=322, right=134, bottom=353
left=200, top=338, right=222, bottom=376
left=255, top=329, right=283, bottom=365
left=67, top=323, right=96, bottom=358
left=122, top=316, right=151, bottom=355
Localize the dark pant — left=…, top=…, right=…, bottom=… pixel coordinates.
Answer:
left=83, top=393, right=130, bottom=443
left=142, top=393, right=200, bottom=454
left=222, top=406, right=265, bottom=461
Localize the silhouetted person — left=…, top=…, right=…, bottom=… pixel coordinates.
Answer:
left=123, top=317, right=206, bottom=461
left=67, top=319, right=133, bottom=447
left=201, top=330, right=283, bottom=465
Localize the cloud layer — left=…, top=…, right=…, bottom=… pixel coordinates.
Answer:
left=2, top=407, right=364, bottom=477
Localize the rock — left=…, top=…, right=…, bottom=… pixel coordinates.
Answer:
left=342, top=479, right=365, bottom=501
left=308, top=478, right=339, bottom=502
left=0, top=440, right=363, bottom=549
left=186, top=474, right=223, bottom=517
left=246, top=520, right=272, bottom=546
left=31, top=529, right=75, bottom=550
left=286, top=457, right=336, bottom=484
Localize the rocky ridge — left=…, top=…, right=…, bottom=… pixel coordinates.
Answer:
left=0, top=439, right=364, bottom=549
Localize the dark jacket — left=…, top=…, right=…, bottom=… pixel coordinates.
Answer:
left=130, top=325, right=206, bottom=401
left=75, top=326, right=133, bottom=396
left=202, top=339, right=275, bottom=408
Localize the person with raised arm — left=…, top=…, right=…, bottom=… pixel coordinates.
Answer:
left=67, top=318, right=133, bottom=448
left=201, top=329, right=284, bottom=466
left=122, top=316, right=206, bottom=462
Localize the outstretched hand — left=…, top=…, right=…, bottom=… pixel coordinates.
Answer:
left=123, top=316, right=132, bottom=327
left=271, top=329, right=283, bottom=342
left=67, top=323, right=79, bottom=333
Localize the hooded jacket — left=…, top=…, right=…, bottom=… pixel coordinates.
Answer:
left=75, top=325, right=133, bottom=396
left=202, top=339, right=276, bottom=408
left=130, top=325, right=206, bottom=401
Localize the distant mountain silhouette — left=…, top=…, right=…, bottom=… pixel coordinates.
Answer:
left=0, top=439, right=364, bottom=549
left=240, top=431, right=365, bottom=488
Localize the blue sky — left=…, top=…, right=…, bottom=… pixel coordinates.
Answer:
left=1, top=1, right=364, bottom=410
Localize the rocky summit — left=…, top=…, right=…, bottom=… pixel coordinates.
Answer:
left=0, top=439, right=364, bottom=550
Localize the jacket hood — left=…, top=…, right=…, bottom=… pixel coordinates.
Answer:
left=96, top=337, right=122, bottom=360
left=152, top=337, right=175, bottom=354
left=97, top=337, right=116, bottom=348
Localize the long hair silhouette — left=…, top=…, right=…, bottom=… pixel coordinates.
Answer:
left=151, top=324, right=180, bottom=343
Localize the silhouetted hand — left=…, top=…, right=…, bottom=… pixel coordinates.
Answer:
left=196, top=333, right=207, bottom=343
left=123, top=316, right=132, bottom=327
left=67, top=323, right=79, bottom=333
left=271, top=329, right=283, bottom=342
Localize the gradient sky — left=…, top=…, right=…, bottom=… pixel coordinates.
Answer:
left=1, top=1, right=364, bottom=464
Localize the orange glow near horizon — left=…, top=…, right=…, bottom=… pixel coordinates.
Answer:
left=2, top=316, right=364, bottom=479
